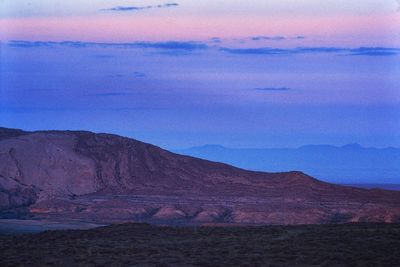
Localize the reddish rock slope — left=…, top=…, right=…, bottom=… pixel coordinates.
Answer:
left=0, top=127, right=399, bottom=224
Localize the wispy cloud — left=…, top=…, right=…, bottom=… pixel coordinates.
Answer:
left=93, top=55, right=115, bottom=59
left=93, top=72, right=145, bottom=79
left=7, top=40, right=399, bottom=57
left=221, top=46, right=400, bottom=56
left=348, top=47, right=400, bottom=56
left=251, top=36, right=286, bottom=41
left=133, top=72, right=146, bottom=78
left=87, top=92, right=132, bottom=97
left=8, top=41, right=93, bottom=48
left=102, top=3, right=179, bottom=12
left=8, top=40, right=208, bottom=52
left=250, top=35, right=306, bottom=41
left=133, top=41, right=207, bottom=50
left=220, top=47, right=288, bottom=55
left=254, top=87, right=292, bottom=92
left=209, top=37, right=222, bottom=44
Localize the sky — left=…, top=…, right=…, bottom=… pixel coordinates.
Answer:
left=0, top=0, right=400, bottom=149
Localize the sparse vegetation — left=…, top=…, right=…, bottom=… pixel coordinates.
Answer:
left=1, top=223, right=399, bottom=266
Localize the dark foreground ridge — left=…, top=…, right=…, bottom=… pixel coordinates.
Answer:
left=1, top=127, right=400, bottom=225
left=1, top=223, right=400, bottom=266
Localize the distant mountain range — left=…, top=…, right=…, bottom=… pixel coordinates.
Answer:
left=174, top=144, right=400, bottom=185
left=1, top=127, right=400, bottom=225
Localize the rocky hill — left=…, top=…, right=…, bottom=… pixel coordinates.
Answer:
left=1, top=127, right=399, bottom=224
left=174, top=144, right=400, bottom=184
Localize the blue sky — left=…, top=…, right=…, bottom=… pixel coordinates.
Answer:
left=0, top=1, right=400, bottom=149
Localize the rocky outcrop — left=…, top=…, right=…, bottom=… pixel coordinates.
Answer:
left=0, top=127, right=400, bottom=224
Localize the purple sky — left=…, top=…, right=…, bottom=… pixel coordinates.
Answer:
left=0, top=1, right=400, bottom=149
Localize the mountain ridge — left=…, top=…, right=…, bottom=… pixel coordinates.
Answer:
left=179, top=143, right=399, bottom=151
left=174, top=143, right=400, bottom=184
left=1, top=127, right=400, bottom=225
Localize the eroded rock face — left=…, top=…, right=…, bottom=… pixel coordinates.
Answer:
left=0, top=132, right=98, bottom=200
left=0, top=127, right=400, bottom=225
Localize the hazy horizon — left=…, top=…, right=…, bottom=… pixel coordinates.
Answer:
left=2, top=125, right=400, bottom=150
